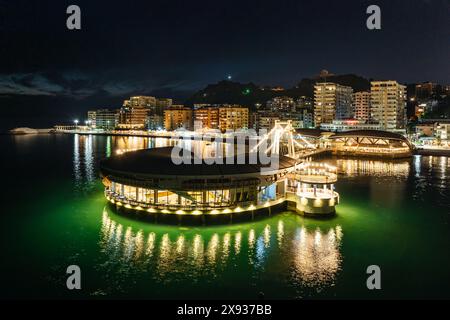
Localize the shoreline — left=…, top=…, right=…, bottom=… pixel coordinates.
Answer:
left=5, top=129, right=450, bottom=157
left=414, top=148, right=450, bottom=157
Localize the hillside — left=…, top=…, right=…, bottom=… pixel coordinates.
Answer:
left=185, top=74, right=371, bottom=109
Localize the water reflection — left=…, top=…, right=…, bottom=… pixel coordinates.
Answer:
left=99, top=208, right=343, bottom=290
left=411, top=155, right=450, bottom=202
left=72, top=134, right=235, bottom=189
left=335, top=159, right=410, bottom=177
left=291, top=225, right=342, bottom=288
left=73, top=134, right=81, bottom=185
left=72, top=134, right=96, bottom=189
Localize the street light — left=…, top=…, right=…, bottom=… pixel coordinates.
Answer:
left=74, top=119, right=79, bottom=130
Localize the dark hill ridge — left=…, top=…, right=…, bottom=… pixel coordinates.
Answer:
left=185, top=74, right=371, bottom=110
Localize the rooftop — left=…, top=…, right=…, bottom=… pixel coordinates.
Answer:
left=294, top=128, right=329, bottom=138
left=330, top=130, right=408, bottom=141
left=100, top=146, right=298, bottom=178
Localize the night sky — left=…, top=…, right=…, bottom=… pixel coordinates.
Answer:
left=0, top=0, right=449, bottom=129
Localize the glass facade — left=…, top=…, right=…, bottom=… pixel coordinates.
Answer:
left=107, top=181, right=262, bottom=210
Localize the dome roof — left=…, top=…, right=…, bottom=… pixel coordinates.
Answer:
left=100, top=146, right=298, bottom=178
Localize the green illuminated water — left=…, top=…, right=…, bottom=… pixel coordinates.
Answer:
left=1, top=134, right=450, bottom=299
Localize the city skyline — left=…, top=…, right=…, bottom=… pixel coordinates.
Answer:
left=2, top=0, right=450, bottom=304
left=0, top=0, right=449, bottom=129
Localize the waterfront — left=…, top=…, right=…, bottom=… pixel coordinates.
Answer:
left=1, top=134, right=450, bottom=299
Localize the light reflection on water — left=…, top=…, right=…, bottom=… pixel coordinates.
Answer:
left=99, top=208, right=343, bottom=292
left=5, top=134, right=450, bottom=298
left=335, top=158, right=410, bottom=177
left=291, top=225, right=342, bottom=288
left=68, top=134, right=449, bottom=297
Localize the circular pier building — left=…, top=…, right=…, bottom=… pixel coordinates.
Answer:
left=100, top=146, right=341, bottom=222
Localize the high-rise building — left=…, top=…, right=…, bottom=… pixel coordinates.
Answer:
left=370, top=81, right=406, bottom=130
left=258, top=113, right=280, bottom=130
left=302, top=109, right=314, bottom=128
left=124, top=96, right=157, bottom=108
left=266, top=96, right=295, bottom=112
left=164, top=106, right=193, bottom=131
left=147, top=114, right=164, bottom=131
left=218, top=106, right=249, bottom=132
left=119, top=96, right=173, bottom=129
left=353, top=91, right=371, bottom=121
left=87, top=111, right=96, bottom=128
left=119, top=106, right=150, bottom=129
left=194, top=107, right=220, bottom=129
left=415, top=82, right=436, bottom=99
left=314, top=82, right=353, bottom=126
left=91, top=109, right=119, bottom=130
left=436, top=121, right=450, bottom=142
left=296, top=96, right=313, bottom=111
left=155, top=98, right=173, bottom=115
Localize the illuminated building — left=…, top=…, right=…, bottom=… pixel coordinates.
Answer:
left=436, top=122, right=450, bottom=143
left=258, top=113, right=280, bottom=130
left=266, top=96, right=296, bottom=112
left=320, top=119, right=381, bottom=132
left=164, top=106, right=193, bottom=131
left=147, top=114, right=164, bottom=131
left=218, top=106, right=249, bottom=132
left=254, top=110, right=305, bottom=131
left=194, top=107, right=219, bottom=130
left=415, top=82, right=436, bottom=99
left=353, top=91, right=371, bottom=121
left=415, top=123, right=435, bottom=137
left=155, top=98, right=173, bottom=115
left=87, top=111, right=96, bottom=128
left=302, top=109, right=314, bottom=128
left=119, top=106, right=150, bottom=129
left=100, top=147, right=298, bottom=220
left=330, top=130, right=413, bottom=158
left=287, top=162, right=339, bottom=215
left=119, top=96, right=173, bottom=129
left=295, top=96, right=313, bottom=111
left=100, top=135, right=343, bottom=220
left=370, top=81, right=406, bottom=131
left=314, top=82, right=353, bottom=126
left=87, top=109, right=119, bottom=130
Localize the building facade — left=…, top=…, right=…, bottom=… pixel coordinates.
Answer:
left=87, top=111, right=97, bottom=128
left=436, top=122, right=450, bottom=142
left=266, top=96, right=296, bottom=112
left=370, top=81, right=407, bottom=131
left=88, top=109, right=119, bottom=130
left=415, top=82, right=436, bottom=99
left=320, top=119, right=382, bottom=132
left=164, top=106, right=193, bottom=131
left=302, top=109, right=314, bottom=128
left=194, top=107, right=220, bottom=130
left=119, top=106, right=150, bottom=129
left=296, top=96, right=313, bottom=111
left=219, top=106, right=249, bottom=132
left=353, top=91, right=371, bottom=121
left=119, top=96, right=173, bottom=129
left=314, top=82, right=353, bottom=126
left=147, top=114, right=164, bottom=131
